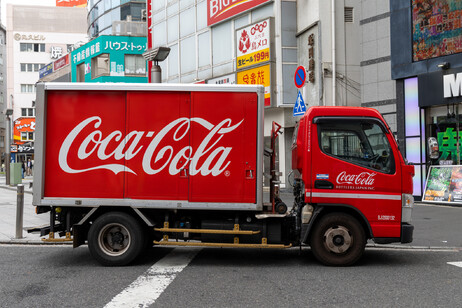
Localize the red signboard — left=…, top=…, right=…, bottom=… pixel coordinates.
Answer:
left=13, top=118, right=36, bottom=145
left=56, top=0, right=87, bottom=7
left=207, top=0, right=271, bottom=26
left=43, top=90, right=258, bottom=203
left=54, top=54, right=69, bottom=71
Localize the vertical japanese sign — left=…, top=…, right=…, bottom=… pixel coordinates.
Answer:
left=207, top=0, right=270, bottom=26
left=237, top=64, right=271, bottom=106
left=236, top=19, right=271, bottom=70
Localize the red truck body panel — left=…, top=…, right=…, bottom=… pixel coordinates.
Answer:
left=35, top=84, right=264, bottom=210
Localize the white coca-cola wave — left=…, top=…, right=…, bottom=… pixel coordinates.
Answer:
left=336, top=171, right=376, bottom=186
left=58, top=116, right=243, bottom=176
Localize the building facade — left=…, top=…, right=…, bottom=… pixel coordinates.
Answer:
left=6, top=5, right=87, bottom=163
left=390, top=0, right=462, bottom=201
left=71, top=35, right=147, bottom=82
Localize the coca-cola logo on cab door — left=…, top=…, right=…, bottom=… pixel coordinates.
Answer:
left=58, top=116, right=243, bottom=176
left=336, top=171, right=376, bottom=186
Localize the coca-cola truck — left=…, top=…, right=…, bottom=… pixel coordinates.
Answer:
left=32, top=83, right=415, bottom=266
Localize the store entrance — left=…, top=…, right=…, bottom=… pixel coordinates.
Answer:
left=426, top=104, right=462, bottom=166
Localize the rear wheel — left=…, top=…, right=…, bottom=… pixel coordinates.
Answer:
left=88, top=212, right=145, bottom=266
left=310, top=213, right=366, bottom=266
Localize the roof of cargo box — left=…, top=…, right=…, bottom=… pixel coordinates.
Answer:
left=39, top=82, right=265, bottom=94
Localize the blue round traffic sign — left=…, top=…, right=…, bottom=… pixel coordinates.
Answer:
left=294, top=66, right=306, bottom=88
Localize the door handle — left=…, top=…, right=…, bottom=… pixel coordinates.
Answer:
left=314, top=180, right=334, bottom=189
left=180, top=169, right=188, bottom=178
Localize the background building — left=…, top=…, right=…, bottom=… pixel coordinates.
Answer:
left=71, top=35, right=147, bottom=83
left=88, top=0, right=146, bottom=39
left=5, top=4, right=87, bottom=163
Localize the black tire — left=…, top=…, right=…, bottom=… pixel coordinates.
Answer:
left=88, top=212, right=146, bottom=266
left=310, top=213, right=366, bottom=266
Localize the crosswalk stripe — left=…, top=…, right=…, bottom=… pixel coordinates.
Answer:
left=104, top=248, right=201, bottom=308
left=447, top=261, right=462, bottom=268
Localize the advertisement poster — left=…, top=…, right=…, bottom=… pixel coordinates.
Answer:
left=237, top=64, right=271, bottom=106
left=412, top=0, right=462, bottom=61
left=423, top=165, right=462, bottom=203
left=236, top=19, right=271, bottom=70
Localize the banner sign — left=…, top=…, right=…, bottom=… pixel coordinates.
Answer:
left=423, top=165, right=462, bottom=203
left=56, top=0, right=87, bottom=7
left=237, top=64, right=271, bottom=106
left=236, top=19, right=270, bottom=70
left=208, top=0, right=270, bottom=26
left=39, top=63, right=53, bottom=79
left=54, top=54, right=69, bottom=71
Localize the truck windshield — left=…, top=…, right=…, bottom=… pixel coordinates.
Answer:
left=319, top=120, right=395, bottom=174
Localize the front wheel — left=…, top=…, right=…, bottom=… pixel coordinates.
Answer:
left=310, top=213, right=366, bottom=266
left=88, top=212, right=146, bottom=266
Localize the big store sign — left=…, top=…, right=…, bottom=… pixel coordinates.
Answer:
left=207, top=0, right=271, bottom=26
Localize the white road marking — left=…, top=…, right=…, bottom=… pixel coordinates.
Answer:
left=104, top=248, right=201, bottom=308
left=447, top=261, right=462, bottom=268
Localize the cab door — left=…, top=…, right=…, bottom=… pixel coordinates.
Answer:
left=310, top=117, right=402, bottom=238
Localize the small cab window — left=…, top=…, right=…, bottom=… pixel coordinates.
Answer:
left=318, top=119, right=395, bottom=173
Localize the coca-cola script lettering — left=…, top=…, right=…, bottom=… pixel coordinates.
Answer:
left=336, top=171, right=376, bottom=186
left=58, top=116, right=243, bottom=176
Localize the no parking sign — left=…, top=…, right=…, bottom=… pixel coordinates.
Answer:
left=294, top=66, right=306, bottom=89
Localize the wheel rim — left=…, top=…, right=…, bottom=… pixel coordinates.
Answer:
left=98, top=223, right=131, bottom=256
left=323, top=225, right=352, bottom=254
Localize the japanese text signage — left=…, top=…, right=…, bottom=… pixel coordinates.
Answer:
left=308, top=33, right=315, bottom=83
left=54, top=54, right=69, bottom=71
left=236, top=19, right=271, bottom=70
left=207, top=0, right=271, bottom=26
left=237, top=64, right=271, bottom=106
left=39, top=63, right=53, bottom=79
left=13, top=118, right=36, bottom=145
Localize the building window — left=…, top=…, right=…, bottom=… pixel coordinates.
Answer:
left=76, top=63, right=85, bottom=82
left=20, top=84, right=35, bottom=93
left=21, top=108, right=35, bottom=117
left=20, top=63, right=45, bottom=72
left=20, top=43, right=45, bottom=52
left=21, top=132, right=34, bottom=141
left=91, top=53, right=110, bottom=79
left=124, top=54, right=146, bottom=75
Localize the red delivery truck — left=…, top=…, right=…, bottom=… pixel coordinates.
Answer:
left=32, top=83, right=414, bottom=266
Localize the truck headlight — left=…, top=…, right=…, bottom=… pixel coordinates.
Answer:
left=402, top=194, right=414, bottom=223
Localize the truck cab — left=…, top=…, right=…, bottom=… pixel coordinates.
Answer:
left=292, top=106, right=414, bottom=265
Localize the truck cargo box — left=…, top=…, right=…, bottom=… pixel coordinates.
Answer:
left=33, top=83, right=265, bottom=211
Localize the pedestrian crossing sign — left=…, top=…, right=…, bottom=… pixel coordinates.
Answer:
left=293, top=90, right=306, bottom=117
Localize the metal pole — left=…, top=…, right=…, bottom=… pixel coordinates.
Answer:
left=15, top=184, right=24, bottom=239
left=5, top=115, right=11, bottom=185
left=151, top=64, right=162, bottom=83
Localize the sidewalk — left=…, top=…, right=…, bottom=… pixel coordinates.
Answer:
left=0, top=174, right=51, bottom=244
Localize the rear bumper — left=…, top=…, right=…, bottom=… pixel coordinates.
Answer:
left=400, top=223, right=414, bottom=244
left=373, top=223, right=414, bottom=244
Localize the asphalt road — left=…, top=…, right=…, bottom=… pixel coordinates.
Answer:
left=0, top=245, right=461, bottom=307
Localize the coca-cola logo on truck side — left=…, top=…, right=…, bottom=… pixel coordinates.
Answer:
left=58, top=116, right=243, bottom=176
left=336, top=171, right=376, bottom=186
